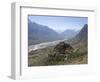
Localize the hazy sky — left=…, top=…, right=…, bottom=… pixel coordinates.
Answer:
left=29, top=15, right=88, bottom=33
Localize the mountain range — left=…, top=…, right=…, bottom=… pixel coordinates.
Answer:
left=28, top=20, right=87, bottom=46
left=28, top=20, right=62, bottom=45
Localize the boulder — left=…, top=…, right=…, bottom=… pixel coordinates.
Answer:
left=48, top=42, right=74, bottom=63
left=54, top=42, right=73, bottom=54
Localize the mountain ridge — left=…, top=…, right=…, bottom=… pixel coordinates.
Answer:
left=28, top=20, right=62, bottom=45
left=28, top=19, right=87, bottom=46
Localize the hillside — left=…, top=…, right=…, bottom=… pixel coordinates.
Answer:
left=65, top=24, right=88, bottom=48
left=28, top=20, right=62, bottom=45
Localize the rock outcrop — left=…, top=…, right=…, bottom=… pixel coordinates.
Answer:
left=48, top=42, right=74, bottom=64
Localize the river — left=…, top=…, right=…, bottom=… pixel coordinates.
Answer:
left=28, top=39, right=67, bottom=52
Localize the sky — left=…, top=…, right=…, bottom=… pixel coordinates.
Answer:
left=28, top=15, right=88, bottom=33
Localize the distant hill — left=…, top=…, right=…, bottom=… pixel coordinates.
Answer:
left=28, top=20, right=62, bottom=45
left=61, top=29, right=79, bottom=39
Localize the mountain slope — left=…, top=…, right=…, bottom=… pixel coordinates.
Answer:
left=28, top=20, right=62, bottom=45
left=65, top=24, right=88, bottom=48
left=75, top=24, right=88, bottom=42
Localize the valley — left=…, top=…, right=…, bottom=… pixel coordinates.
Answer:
left=28, top=18, right=88, bottom=66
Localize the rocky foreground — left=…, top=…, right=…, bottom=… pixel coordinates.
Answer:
left=28, top=41, right=87, bottom=66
